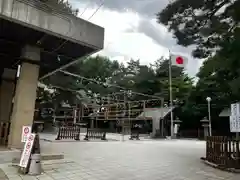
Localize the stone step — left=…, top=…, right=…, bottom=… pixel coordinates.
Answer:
left=12, top=154, right=64, bottom=164
left=0, top=150, right=20, bottom=164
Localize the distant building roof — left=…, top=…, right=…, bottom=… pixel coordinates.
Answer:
left=219, top=108, right=230, bottom=117
left=137, top=107, right=175, bottom=119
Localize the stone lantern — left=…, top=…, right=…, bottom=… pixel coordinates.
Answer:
left=200, top=117, right=210, bottom=139
left=173, top=117, right=182, bottom=138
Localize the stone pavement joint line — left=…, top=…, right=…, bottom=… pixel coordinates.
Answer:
left=1, top=139, right=240, bottom=180
left=0, top=167, right=8, bottom=180
left=0, top=160, right=82, bottom=180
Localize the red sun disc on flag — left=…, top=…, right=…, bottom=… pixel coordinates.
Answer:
left=176, top=56, right=183, bottom=64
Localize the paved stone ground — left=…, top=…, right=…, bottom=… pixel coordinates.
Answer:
left=0, top=150, right=21, bottom=165
left=1, top=137, right=240, bottom=180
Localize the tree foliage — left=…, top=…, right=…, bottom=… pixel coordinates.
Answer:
left=157, top=0, right=240, bottom=58
left=156, top=0, right=240, bottom=133
left=43, top=0, right=79, bottom=16
left=40, top=56, right=193, bottom=109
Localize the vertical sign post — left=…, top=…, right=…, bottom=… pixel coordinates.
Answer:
left=19, top=133, right=36, bottom=169
left=230, top=103, right=240, bottom=139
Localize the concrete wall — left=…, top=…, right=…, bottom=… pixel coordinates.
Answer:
left=0, top=0, right=104, bottom=49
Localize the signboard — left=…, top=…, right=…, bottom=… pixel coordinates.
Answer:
left=231, top=103, right=240, bottom=116
left=21, top=126, right=32, bottom=142
left=19, top=133, right=35, bottom=168
left=230, top=103, right=240, bottom=132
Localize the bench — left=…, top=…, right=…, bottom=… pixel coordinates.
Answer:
left=84, top=128, right=106, bottom=141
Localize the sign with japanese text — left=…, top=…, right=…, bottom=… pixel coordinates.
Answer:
left=19, top=133, right=35, bottom=168
left=21, top=126, right=32, bottom=142
left=230, top=115, right=240, bottom=132
left=230, top=103, right=240, bottom=132
left=231, top=103, right=240, bottom=116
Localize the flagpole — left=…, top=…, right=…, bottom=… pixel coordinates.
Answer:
left=168, top=50, right=174, bottom=139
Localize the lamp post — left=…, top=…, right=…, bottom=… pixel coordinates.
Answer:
left=206, top=97, right=212, bottom=136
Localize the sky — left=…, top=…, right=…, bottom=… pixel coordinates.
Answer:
left=69, top=0, right=204, bottom=77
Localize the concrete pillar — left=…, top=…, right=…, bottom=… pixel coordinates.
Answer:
left=0, top=69, right=16, bottom=122
left=8, top=45, right=40, bottom=149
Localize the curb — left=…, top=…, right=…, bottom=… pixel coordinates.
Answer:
left=200, top=157, right=240, bottom=173
left=12, top=154, right=64, bottom=164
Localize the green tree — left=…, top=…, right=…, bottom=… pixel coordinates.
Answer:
left=157, top=0, right=240, bottom=58
left=39, top=56, right=194, bottom=123
left=44, top=0, right=79, bottom=16
left=157, top=0, right=240, bottom=133
left=41, top=56, right=123, bottom=106
left=154, top=58, right=193, bottom=104
left=123, top=59, right=161, bottom=96
left=181, top=37, right=240, bottom=130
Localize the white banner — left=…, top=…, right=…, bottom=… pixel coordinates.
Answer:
left=229, top=115, right=240, bottom=132
left=21, top=126, right=32, bottom=143
left=231, top=103, right=240, bottom=116
left=19, top=133, right=35, bottom=168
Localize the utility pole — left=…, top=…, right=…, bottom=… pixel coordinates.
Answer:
left=169, top=52, right=174, bottom=138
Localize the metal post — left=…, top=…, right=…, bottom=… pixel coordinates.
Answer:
left=81, top=105, right=83, bottom=122
left=78, top=104, right=81, bottom=123
left=118, top=97, right=124, bottom=141
left=236, top=132, right=239, bottom=159
left=92, top=97, right=97, bottom=129
left=208, top=101, right=212, bottom=136
left=161, top=99, right=164, bottom=137
left=169, top=52, right=174, bottom=138
left=107, top=94, right=110, bottom=121
left=128, top=101, right=131, bottom=135
left=53, top=108, right=56, bottom=124
left=73, top=108, right=77, bottom=124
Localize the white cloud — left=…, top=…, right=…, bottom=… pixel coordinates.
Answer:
left=70, top=1, right=203, bottom=77
left=105, top=32, right=167, bottom=64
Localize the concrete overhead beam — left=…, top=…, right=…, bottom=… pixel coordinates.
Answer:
left=0, top=0, right=104, bottom=50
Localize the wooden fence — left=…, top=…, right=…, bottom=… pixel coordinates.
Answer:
left=55, top=125, right=81, bottom=140
left=0, top=122, right=10, bottom=146
left=206, top=136, right=240, bottom=169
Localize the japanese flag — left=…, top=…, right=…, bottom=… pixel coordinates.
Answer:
left=170, top=54, right=188, bottom=67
